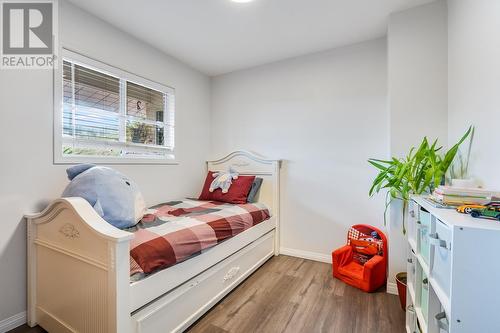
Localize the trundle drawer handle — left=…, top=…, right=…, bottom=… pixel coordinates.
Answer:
left=429, top=233, right=449, bottom=249
left=223, top=267, right=240, bottom=282
left=435, top=312, right=449, bottom=331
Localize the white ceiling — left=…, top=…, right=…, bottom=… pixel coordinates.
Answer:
left=67, top=0, right=435, bottom=76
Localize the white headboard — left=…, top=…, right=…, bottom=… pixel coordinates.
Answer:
left=207, top=151, right=281, bottom=241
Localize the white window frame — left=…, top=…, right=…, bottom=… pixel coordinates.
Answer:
left=54, top=48, right=177, bottom=165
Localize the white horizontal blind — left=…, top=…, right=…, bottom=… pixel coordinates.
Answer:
left=61, top=57, right=175, bottom=161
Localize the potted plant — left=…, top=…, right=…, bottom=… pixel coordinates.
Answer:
left=395, top=272, right=407, bottom=310
left=128, top=122, right=150, bottom=144
left=368, top=126, right=472, bottom=310
left=367, top=126, right=473, bottom=232
left=449, top=126, right=476, bottom=188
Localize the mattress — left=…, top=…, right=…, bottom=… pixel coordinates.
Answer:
left=125, top=199, right=271, bottom=281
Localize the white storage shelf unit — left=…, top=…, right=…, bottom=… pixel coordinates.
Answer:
left=405, top=196, right=500, bottom=333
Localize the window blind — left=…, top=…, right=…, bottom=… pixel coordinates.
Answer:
left=61, top=58, right=175, bottom=160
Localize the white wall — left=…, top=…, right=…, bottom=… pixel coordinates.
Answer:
left=388, top=0, right=448, bottom=157
left=448, top=0, right=500, bottom=189
left=211, top=39, right=389, bottom=262
left=387, top=0, right=448, bottom=287
left=0, top=0, right=211, bottom=323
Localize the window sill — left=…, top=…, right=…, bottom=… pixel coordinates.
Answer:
left=54, top=155, right=179, bottom=165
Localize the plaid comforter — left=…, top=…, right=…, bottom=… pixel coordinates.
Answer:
left=126, top=199, right=271, bottom=280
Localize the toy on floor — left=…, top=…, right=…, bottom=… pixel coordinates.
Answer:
left=62, top=164, right=146, bottom=229
left=332, top=224, right=387, bottom=292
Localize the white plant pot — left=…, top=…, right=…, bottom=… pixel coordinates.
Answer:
left=451, top=178, right=478, bottom=189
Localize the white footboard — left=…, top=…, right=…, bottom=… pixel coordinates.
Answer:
left=25, top=198, right=133, bottom=333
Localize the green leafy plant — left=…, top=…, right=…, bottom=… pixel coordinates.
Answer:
left=127, top=122, right=150, bottom=144
left=449, top=126, right=475, bottom=180
left=368, top=126, right=473, bottom=232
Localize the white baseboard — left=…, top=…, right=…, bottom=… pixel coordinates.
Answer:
left=0, top=311, right=26, bottom=333
left=387, top=281, right=398, bottom=295
left=280, top=247, right=332, bottom=264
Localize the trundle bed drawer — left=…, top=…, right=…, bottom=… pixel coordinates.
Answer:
left=131, top=230, right=275, bottom=333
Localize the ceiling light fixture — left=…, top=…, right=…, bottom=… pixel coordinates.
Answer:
left=231, top=0, right=254, bottom=3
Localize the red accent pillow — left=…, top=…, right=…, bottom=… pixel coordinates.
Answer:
left=198, top=171, right=255, bottom=204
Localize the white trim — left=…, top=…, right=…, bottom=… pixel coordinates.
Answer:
left=53, top=48, right=177, bottom=165
left=53, top=154, right=179, bottom=165
left=0, top=311, right=26, bottom=333
left=118, top=77, right=127, bottom=142
left=387, top=281, right=398, bottom=295
left=280, top=247, right=332, bottom=264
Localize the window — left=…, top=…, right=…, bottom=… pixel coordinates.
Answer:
left=55, top=49, right=175, bottom=164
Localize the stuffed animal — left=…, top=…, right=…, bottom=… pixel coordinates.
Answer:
left=62, top=164, right=146, bottom=229
left=209, top=167, right=239, bottom=193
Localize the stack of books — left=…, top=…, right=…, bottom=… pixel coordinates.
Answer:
left=431, top=186, right=500, bottom=206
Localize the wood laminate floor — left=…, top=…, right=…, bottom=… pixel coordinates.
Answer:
left=12, top=255, right=405, bottom=333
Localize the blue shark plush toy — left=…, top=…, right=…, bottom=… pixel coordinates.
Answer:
left=62, top=164, right=146, bottom=229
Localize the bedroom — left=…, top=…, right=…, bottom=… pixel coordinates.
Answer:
left=0, top=0, right=499, bottom=332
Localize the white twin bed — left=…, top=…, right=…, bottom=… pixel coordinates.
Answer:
left=25, top=151, right=281, bottom=333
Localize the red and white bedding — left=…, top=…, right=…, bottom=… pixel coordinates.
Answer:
left=126, top=199, right=271, bottom=281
